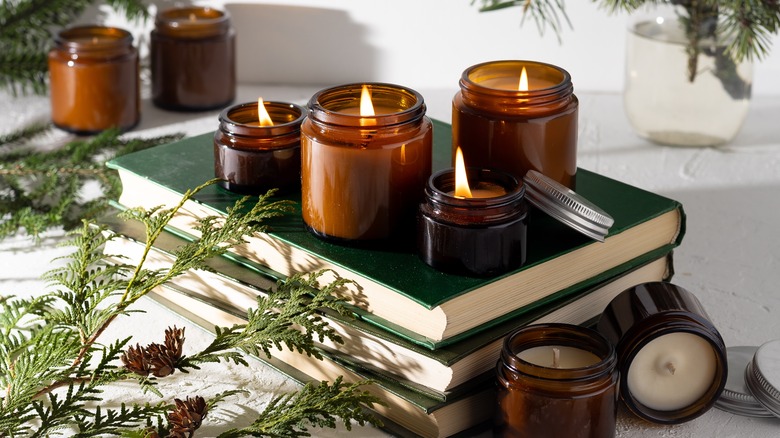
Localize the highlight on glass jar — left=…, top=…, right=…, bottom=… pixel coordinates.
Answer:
left=597, top=281, right=728, bottom=424
left=213, top=98, right=305, bottom=194
left=151, top=6, right=236, bottom=110
left=452, top=60, right=578, bottom=188
left=301, top=82, right=433, bottom=243
left=495, top=323, right=619, bottom=438
left=48, top=25, right=139, bottom=134
left=417, top=147, right=527, bottom=277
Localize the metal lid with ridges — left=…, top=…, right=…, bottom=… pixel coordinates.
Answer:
left=715, top=346, right=775, bottom=417
left=523, top=170, right=614, bottom=242
left=745, top=339, right=780, bottom=418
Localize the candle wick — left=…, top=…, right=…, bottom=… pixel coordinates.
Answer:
left=665, top=362, right=676, bottom=375
left=552, top=347, right=560, bottom=369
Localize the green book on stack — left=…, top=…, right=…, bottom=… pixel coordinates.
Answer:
left=100, top=212, right=673, bottom=397
left=107, top=119, right=685, bottom=348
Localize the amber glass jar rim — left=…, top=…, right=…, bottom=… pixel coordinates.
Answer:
left=155, top=6, right=231, bottom=38
left=307, top=82, right=426, bottom=128
left=219, top=101, right=306, bottom=138
left=618, top=317, right=728, bottom=424
left=426, top=168, right=524, bottom=209
left=461, top=59, right=573, bottom=97
left=501, top=323, right=616, bottom=381
left=55, top=25, right=133, bottom=51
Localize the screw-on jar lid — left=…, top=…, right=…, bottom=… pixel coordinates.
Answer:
left=745, top=339, right=780, bottom=418
left=715, top=346, right=775, bottom=417
left=523, top=170, right=614, bottom=242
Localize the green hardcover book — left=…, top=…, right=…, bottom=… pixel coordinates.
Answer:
left=100, top=211, right=673, bottom=397
left=106, top=119, right=685, bottom=348
left=143, top=284, right=496, bottom=438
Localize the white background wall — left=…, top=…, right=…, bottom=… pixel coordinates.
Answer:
left=97, top=0, right=780, bottom=95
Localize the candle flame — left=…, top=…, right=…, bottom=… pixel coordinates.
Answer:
left=360, top=85, right=375, bottom=117
left=518, top=67, right=529, bottom=91
left=400, top=144, right=406, bottom=164
left=454, top=147, right=473, bottom=198
left=189, top=12, right=197, bottom=21
left=257, top=97, right=274, bottom=127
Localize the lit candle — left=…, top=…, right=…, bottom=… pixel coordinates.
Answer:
left=452, top=60, right=579, bottom=188
left=301, top=83, right=433, bottom=243
left=213, top=99, right=305, bottom=194
left=417, top=156, right=527, bottom=276
left=626, top=332, right=718, bottom=411
left=597, top=282, right=727, bottom=424
left=48, top=25, right=139, bottom=134
left=496, top=324, right=618, bottom=438
left=151, top=6, right=235, bottom=110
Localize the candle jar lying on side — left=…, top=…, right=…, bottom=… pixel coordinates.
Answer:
left=417, top=168, right=527, bottom=277
left=301, top=83, right=433, bottom=243
left=214, top=101, right=305, bottom=194
left=151, top=6, right=235, bottom=110
left=49, top=25, right=139, bottom=134
left=495, top=323, right=618, bottom=438
left=597, top=282, right=728, bottom=424
left=453, top=60, right=578, bottom=188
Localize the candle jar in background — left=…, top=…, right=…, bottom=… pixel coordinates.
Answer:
left=453, top=60, right=578, bottom=188
left=151, top=6, right=235, bottom=110
left=301, top=83, right=433, bottom=243
left=214, top=101, right=305, bottom=194
left=49, top=25, right=139, bottom=134
left=495, top=323, right=618, bottom=438
left=417, top=168, right=527, bottom=277
left=597, top=282, right=728, bottom=424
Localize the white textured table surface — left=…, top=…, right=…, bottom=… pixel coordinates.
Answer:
left=2, top=85, right=779, bottom=437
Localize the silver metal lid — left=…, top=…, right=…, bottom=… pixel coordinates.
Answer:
left=715, top=346, right=775, bottom=417
left=522, top=170, right=614, bottom=242
left=745, top=339, right=780, bottom=418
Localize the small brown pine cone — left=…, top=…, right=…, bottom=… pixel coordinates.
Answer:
left=167, top=395, right=208, bottom=438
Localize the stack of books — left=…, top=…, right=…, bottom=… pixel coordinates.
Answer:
left=102, top=120, right=685, bottom=437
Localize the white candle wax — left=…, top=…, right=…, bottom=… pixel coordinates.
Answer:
left=627, top=332, right=717, bottom=411
left=517, top=345, right=601, bottom=369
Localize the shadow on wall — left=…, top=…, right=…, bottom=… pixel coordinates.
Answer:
left=225, top=3, right=376, bottom=85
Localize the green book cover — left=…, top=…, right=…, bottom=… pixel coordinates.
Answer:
left=100, top=212, right=673, bottom=397
left=107, top=119, right=685, bottom=347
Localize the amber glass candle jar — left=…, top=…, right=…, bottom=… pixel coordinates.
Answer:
left=417, top=168, right=527, bottom=277
left=597, top=282, right=728, bottom=424
left=453, top=60, right=578, bottom=188
left=496, top=323, right=618, bottom=438
left=151, top=6, right=235, bottom=110
left=49, top=25, right=139, bottom=134
left=214, top=101, right=305, bottom=194
left=301, top=83, right=433, bottom=243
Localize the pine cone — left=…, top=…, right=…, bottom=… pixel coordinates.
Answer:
left=121, top=326, right=186, bottom=378
left=121, top=344, right=152, bottom=377
left=167, top=395, right=208, bottom=438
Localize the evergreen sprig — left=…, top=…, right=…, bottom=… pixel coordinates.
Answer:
left=0, top=0, right=148, bottom=95
left=0, top=179, right=380, bottom=436
left=475, top=0, right=780, bottom=64
left=0, top=125, right=183, bottom=241
left=218, top=377, right=382, bottom=438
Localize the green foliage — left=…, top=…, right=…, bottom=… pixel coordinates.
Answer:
left=0, top=180, right=380, bottom=436
left=474, top=0, right=780, bottom=63
left=0, top=0, right=148, bottom=95
left=0, top=125, right=182, bottom=241
left=218, top=377, right=382, bottom=438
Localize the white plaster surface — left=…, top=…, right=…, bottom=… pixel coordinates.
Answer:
left=2, top=85, right=779, bottom=436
